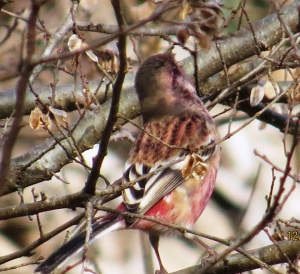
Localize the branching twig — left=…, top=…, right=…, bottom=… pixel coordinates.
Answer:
left=0, top=212, right=85, bottom=265
left=0, top=1, right=42, bottom=195
left=83, top=0, right=127, bottom=195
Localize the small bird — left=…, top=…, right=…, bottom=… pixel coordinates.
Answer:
left=35, top=53, right=220, bottom=274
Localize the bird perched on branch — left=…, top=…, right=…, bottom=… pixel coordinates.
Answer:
left=35, top=53, right=220, bottom=274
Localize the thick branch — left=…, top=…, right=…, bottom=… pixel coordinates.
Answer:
left=0, top=192, right=88, bottom=220
left=181, top=0, right=300, bottom=82
left=171, top=240, right=300, bottom=274
left=3, top=85, right=139, bottom=195
left=0, top=75, right=135, bottom=119
left=77, top=22, right=181, bottom=36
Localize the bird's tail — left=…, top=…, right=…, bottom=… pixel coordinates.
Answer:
left=35, top=213, right=125, bottom=274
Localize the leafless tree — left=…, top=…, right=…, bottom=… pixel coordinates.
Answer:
left=0, top=0, right=300, bottom=273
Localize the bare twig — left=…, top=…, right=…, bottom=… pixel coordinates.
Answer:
left=0, top=1, right=42, bottom=195
left=0, top=212, right=85, bottom=265
left=83, top=0, right=128, bottom=195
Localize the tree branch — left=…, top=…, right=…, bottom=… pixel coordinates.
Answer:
left=171, top=240, right=300, bottom=274
left=0, top=212, right=85, bottom=265
left=83, top=0, right=127, bottom=195
left=2, top=85, right=139, bottom=195
left=0, top=1, right=42, bottom=195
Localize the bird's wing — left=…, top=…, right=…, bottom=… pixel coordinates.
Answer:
left=122, top=157, right=186, bottom=215
left=122, top=147, right=215, bottom=216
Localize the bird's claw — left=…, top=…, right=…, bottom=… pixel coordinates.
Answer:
left=155, top=269, right=168, bottom=274
left=201, top=253, right=217, bottom=267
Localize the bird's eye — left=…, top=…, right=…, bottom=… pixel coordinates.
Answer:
left=172, top=66, right=180, bottom=76
left=155, top=61, right=165, bottom=70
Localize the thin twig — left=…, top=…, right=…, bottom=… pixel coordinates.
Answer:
left=83, top=0, right=127, bottom=195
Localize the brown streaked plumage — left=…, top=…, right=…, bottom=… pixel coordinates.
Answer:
left=35, top=53, right=220, bottom=274
left=128, top=114, right=215, bottom=165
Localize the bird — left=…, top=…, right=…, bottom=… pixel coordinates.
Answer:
left=35, top=53, right=220, bottom=274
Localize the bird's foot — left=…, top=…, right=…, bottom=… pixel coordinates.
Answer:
left=155, top=268, right=168, bottom=274
left=201, top=253, right=218, bottom=267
